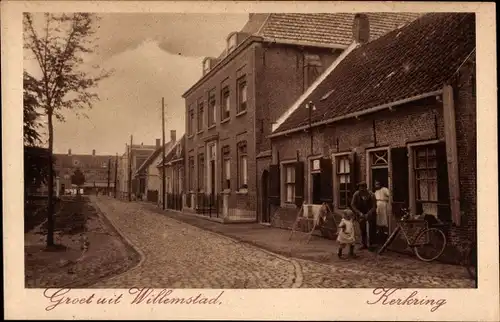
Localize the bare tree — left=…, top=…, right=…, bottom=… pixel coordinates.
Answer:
left=23, top=13, right=111, bottom=247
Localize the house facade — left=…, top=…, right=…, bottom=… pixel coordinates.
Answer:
left=266, top=13, right=476, bottom=264
left=183, top=13, right=419, bottom=223
left=54, top=149, right=116, bottom=195
left=161, top=134, right=186, bottom=211
left=116, top=142, right=157, bottom=200
left=133, top=131, right=177, bottom=204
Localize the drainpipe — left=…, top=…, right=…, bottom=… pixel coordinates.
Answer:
left=442, top=84, right=461, bottom=226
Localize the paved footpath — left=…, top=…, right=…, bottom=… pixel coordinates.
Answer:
left=90, top=197, right=474, bottom=288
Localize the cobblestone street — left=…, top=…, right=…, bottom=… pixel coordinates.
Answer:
left=91, top=197, right=475, bottom=288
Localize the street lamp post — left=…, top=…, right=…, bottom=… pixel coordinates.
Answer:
left=306, top=101, right=316, bottom=155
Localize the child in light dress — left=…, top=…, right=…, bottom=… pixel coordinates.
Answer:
left=337, top=209, right=358, bottom=259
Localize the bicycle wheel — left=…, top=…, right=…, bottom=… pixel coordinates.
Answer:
left=466, top=245, right=477, bottom=280
left=413, top=228, right=446, bottom=262
left=377, top=226, right=400, bottom=255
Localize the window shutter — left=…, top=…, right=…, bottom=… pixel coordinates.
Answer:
left=268, top=164, right=280, bottom=205
left=294, top=161, right=305, bottom=207
left=391, top=147, right=409, bottom=210
left=436, top=142, right=451, bottom=222
left=349, top=151, right=358, bottom=194
left=320, top=157, right=333, bottom=203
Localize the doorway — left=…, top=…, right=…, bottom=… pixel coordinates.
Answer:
left=261, top=170, right=270, bottom=223
left=371, top=167, right=389, bottom=192
left=311, top=172, right=322, bottom=204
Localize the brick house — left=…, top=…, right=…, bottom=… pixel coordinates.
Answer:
left=54, top=149, right=116, bottom=195
left=116, top=142, right=157, bottom=200
left=133, top=131, right=177, bottom=204
left=182, top=13, right=419, bottom=223
left=266, top=13, right=476, bottom=263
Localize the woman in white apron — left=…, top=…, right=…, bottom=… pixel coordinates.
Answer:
left=374, top=181, right=391, bottom=243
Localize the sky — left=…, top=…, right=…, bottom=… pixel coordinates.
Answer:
left=24, top=13, right=248, bottom=156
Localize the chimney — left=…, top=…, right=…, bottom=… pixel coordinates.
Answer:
left=170, top=130, right=176, bottom=142
left=156, top=138, right=161, bottom=148
left=353, top=13, right=370, bottom=44
left=68, top=149, right=72, bottom=156
left=92, top=149, right=96, bottom=156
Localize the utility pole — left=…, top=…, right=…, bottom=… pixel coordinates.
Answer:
left=114, top=153, right=118, bottom=198
left=128, top=135, right=133, bottom=202
left=107, top=157, right=111, bottom=196
left=162, top=97, right=166, bottom=210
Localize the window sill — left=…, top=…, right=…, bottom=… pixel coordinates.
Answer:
left=236, top=110, right=247, bottom=118
left=220, top=118, right=230, bottom=124
left=222, top=189, right=231, bottom=194
left=207, top=125, right=216, bottom=130
left=187, top=134, right=194, bottom=139
left=236, top=189, right=248, bottom=195
left=196, top=130, right=204, bottom=135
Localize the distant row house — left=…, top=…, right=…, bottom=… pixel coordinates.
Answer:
left=116, top=141, right=157, bottom=200
left=54, top=149, right=116, bottom=195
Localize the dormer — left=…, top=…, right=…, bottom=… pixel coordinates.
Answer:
left=226, top=32, right=251, bottom=55
left=202, top=57, right=216, bottom=75
left=227, top=32, right=238, bottom=54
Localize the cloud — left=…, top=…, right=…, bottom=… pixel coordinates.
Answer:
left=95, top=13, right=248, bottom=59
left=53, top=39, right=204, bottom=155
left=25, top=13, right=249, bottom=155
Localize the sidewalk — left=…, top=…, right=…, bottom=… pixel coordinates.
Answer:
left=140, top=201, right=472, bottom=280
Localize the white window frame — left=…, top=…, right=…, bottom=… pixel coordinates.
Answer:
left=237, top=142, right=248, bottom=192
left=407, top=139, right=442, bottom=217
left=332, top=152, right=352, bottom=211
left=206, top=141, right=218, bottom=194
left=237, top=76, right=248, bottom=114
left=208, top=90, right=216, bottom=127
left=280, top=159, right=296, bottom=207
left=221, top=86, right=231, bottom=121
left=365, top=146, right=391, bottom=192
left=222, top=146, right=231, bottom=191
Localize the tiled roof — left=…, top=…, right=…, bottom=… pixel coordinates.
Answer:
left=256, top=13, right=421, bottom=47
left=273, top=13, right=476, bottom=134
left=205, top=13, right=421, bottom=77
left=161, top=135, right=186, bottom=165
left=135, top=141, right=176, bottom=174
left=54, top=153, right=114, bottom=169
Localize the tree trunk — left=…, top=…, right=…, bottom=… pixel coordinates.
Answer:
left=46, top=110, right=55, bottom=247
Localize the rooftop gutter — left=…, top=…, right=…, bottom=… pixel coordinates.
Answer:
left=268, top=89, right=443, bottom=138
left=261, top=37, right=349, bottom=50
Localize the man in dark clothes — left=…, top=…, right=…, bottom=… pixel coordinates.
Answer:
left=351, top=181, right=377, bottom=250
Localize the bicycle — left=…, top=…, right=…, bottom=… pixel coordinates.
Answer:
left=377, top=208, right=447, bottom=262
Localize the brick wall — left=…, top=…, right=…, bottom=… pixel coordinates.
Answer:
left=254, top=44, right=340, bottom=153
left=184, top=43, right=258, bottom=219
left=185, top=41, right=339, bottom=221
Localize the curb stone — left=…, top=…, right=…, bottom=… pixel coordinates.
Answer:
left=86, top=197, right=146, bottom=287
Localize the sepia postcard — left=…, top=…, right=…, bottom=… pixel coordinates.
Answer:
left=2, top=1, right=499, bottom=320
